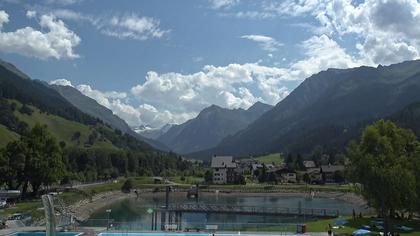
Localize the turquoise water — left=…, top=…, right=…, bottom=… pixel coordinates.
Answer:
left=85, top=193, right=372, bottom=230
left=8, top=232, right=82, bottom=236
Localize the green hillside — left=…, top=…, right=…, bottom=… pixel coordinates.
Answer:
left=0, top=99, right=117, bottom=149
left=13, top=101, right=115, bottom=149
left=241, top=153, right=283, bottom=165
left=0, top=124, right=18, bottom=147
left=254, top=153, right=283, bottom=165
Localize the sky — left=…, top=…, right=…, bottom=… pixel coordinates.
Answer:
left=1, top=0, right=420, bottom=128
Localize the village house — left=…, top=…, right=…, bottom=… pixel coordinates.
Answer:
left=303, top=160, right=316, bottom=169
left=300, top=168, right=322, bottom=184
left=320, top=165, right=345, bottom=183
left=250, top=162, right=277, bottom=178
left=276, top=168, right=297, bottom=183
left=211, top=156, right=238, bottom=184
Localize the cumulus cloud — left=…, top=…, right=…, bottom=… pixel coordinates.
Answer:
left=0, top=10, right=80, bottom=59
left=209, top=0, right=240, bottom=9
left=25, top=10, right=36, bottom=19
left=48, top=32, right=358, bottom=128
left=127, top=33, right=359, bottom=127
left=241, top=34, right=283, bottom=52
left=74, top=84, right=143, bottom=126
left=0, top=10, right=8, bottom=28
left=264, top=0, right=420, bottom=65
left=50, top=78, right=73, bottom=87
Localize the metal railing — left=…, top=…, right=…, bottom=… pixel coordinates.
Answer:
left=162, top=203, right=339, bottom=217
left=80, top=219, right=303, bottom=233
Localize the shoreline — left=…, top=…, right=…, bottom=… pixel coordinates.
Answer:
left=69, top=191, right=135, bottom=222
left=69, top=189, right=369, bottom=222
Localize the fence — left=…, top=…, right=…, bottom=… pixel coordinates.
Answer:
left=80, top=219, right=301, bottom=233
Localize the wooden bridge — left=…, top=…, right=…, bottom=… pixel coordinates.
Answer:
left=157, top=203, right=340, bottom=218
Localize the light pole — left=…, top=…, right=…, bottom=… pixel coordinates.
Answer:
left=106, top=209, right=112, bottom=230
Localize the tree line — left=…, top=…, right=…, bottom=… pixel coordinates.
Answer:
left=347, top=120, right=420, bottom=236
left=0, top=123, right=191, bottom=197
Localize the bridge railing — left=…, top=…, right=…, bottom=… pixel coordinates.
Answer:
left=164, top=203, right=339, bottom=217
left=80, top=219, right=299, bottom=232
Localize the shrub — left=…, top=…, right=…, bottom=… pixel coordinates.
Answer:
left=121, top=178, right=134, bottom=193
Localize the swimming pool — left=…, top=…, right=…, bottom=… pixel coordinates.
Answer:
left=7, top=232, right=83, bottom=236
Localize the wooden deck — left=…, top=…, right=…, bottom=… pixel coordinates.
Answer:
left=157, top=203, right=339, bottom=218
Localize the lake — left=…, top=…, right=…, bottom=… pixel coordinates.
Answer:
left=85, top=192, right=371, bottom=230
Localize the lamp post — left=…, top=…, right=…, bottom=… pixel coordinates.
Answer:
left=106, top=209, right=112, bottom=230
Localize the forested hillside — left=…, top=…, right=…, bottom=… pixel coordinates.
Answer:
left=190, top=60, right=420, bottom=159
left=0, top=60, right=189, bottom=195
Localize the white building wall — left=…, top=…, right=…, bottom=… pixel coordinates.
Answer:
left=213, top=168, right=227, bottom=184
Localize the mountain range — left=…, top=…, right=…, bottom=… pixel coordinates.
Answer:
left=133, top=123, right=173, bottom=140
left=188, top=60, right=420, bottom=159
left=0, top=58, right=165, bottom=153
left=158, top=102, right=272, bottom=154
left=3, top=57, right=420, bottom=161
left=50, top=84, right=169, bottom=151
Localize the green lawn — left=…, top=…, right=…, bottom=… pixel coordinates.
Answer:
left=249, top=216, right=420, bottom=235
left=169, top=176, right=204, bottom=185
left=305, top=216, right=420, bottom=236
left=243, top=153, right=284, bottom=165
left=0, top=201, right=42, bottom=218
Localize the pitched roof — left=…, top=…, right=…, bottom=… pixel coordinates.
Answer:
left=251, top=163, right=263, bottom=170
left=321, top=165, right=345, bottom=173
left=211, top=156, right=237, bottom=168
left=303, top=160, right=316, bottom=168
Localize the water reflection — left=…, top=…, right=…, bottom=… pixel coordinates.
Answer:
left=86, top=192, right=371, bottom=230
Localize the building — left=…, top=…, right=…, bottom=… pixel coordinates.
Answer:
left=320, top=165, right=345, bottom=183
left=211, top=156, right=237, bottom=184
left=275, top=168, right=297, bottom=183
left=303, top=160, right=316, bottom=169
left=250, top=163, right=263, bottom=177
left=300, top=168, right=322, bottom=184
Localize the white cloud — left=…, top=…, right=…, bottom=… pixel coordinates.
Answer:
left=0, top=10, right=9, bottom=29
left=232, top=11, right=275, bottom=19
left=44, top=0, right=84, bottom=6
left=50, top=78, right=73, bottom=87
left=40, top=8, right=169, bottom=41
left=209, top=0, right=240, bottom=9
left=50, top=9, right=93, bottom=22
left=48, top=33, right=358, bottom=128
left=265, top=0, right=420, bottom=65
left=241, top=34, right=283, bottom=52
left=290, top=34, right=359, bottom=79
left=0, top=10, right=80, bottom=59
left=75, top=84, right=143, bottom=126
left=97, top=14, right=169, bottom=41
left=25, top=10, right=36, bottom=19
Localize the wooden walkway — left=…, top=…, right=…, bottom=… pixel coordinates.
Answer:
left=158, top=203, right=339, bottom=218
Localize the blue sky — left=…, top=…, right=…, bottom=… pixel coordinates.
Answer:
left=1, top=0, right=420, bottom=128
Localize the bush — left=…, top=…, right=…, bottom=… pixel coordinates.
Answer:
left=121, top=178, right=133, bottom=193
left=19, top=104, right=33, bottom=115
left=204, top=170, right=213, bottom=183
